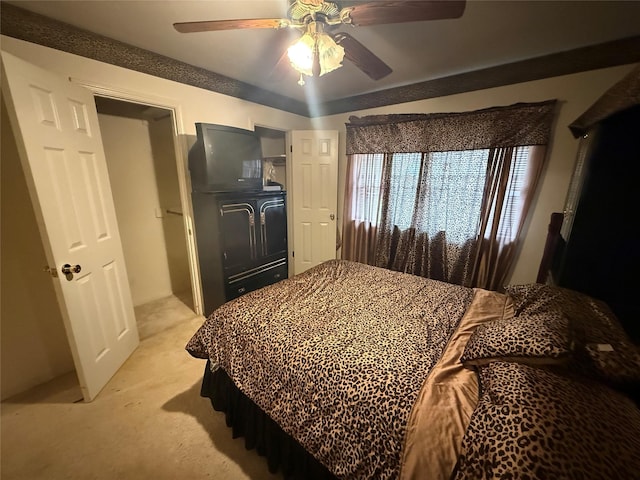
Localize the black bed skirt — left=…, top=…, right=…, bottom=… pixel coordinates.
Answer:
left=200, top=361, right=338, bottom=480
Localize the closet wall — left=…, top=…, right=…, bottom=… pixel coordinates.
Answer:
left=149, top=117, right=192, bottom=301
left=96, top=99, right=192, bottom=308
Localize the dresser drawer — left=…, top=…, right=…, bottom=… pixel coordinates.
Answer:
left=225, top=260, right=288, bottom=300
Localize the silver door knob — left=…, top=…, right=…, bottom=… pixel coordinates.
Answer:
left=61, top=264, right=82, bottom=275
left=61, top=264, right=81, bottom=280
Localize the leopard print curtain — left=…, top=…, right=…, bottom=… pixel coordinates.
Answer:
left=342, top=101, right=556, bottom=289
left=345, top=100, right=557, bottom=155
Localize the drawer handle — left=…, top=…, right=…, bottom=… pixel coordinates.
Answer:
left=274, top=273, right=281, bottom=279
left=238, top=287, right=246, bottom=294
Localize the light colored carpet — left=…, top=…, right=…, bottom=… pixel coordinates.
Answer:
left=1, top=301, right=283, bottom=480
left=135, top=292, right=198, bottom=340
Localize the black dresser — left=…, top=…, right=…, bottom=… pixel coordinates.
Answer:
left=192, top=190, right=288, bottom=317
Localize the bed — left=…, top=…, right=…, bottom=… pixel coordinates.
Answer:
left=186, top=258, right=640, bottom=479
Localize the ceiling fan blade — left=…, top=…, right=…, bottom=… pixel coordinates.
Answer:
left=269, top=50, right=296, bottom=82
left=334, top=32, right=392, bottom=80
left=173, top=18, right=288, bottom=33
left=342, top=0, right=466, bottom=26
left=262, top=29, right=300, bottom=82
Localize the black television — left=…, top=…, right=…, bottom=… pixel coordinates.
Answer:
left=189, top=123, right=263, bottom=192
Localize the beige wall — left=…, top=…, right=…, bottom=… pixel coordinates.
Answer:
left=149, top=115, right=192, bottom=299
left=261, top=134, right=287, bottom=188
left=98, top=113, right=174, bottom=306
left=312, top=63, right=638, bottom=285
left=1, top=99, right=75, bottom=401
left=149, top=116, right=193, bottom=301
left=261, top=135, right=287, bottom=157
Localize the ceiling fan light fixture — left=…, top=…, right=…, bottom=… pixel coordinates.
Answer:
left=316, top=33, right=344, bottom=76
left=287, top=31, right=315, bottom=76
left=287, top=21, right=345, bottom=83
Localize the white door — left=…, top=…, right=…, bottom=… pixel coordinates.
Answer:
left=290, top=130, right=339, bottom=274
left=1, top=51, right=139, bottom=402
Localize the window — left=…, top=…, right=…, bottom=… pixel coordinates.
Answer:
left=351, top=153, right=384, bottom=223
left=343, top=101, right=554, bottom=289
left=495, top=146, right=531, bottom=242
left=350, top=146, right=532, bottom=245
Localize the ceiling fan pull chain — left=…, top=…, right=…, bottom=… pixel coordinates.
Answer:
left=298, top=73, right=306, bottom=86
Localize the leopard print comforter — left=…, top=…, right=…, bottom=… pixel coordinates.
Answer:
left=186, top=260, right=475, bottom=479
left=454, top=362, right=640, bottom=479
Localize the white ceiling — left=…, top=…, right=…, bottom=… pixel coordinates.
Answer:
left=5, top=0, right=640, bottom=104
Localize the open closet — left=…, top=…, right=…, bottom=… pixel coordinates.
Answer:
left=0, top=95, right=196, bottom=400
left=94, top=97, right=195, bottom=339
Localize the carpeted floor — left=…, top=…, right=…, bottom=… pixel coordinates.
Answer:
left=135, top=292, right=198, bottom=340
left=0, top=296, right=283, bottom=480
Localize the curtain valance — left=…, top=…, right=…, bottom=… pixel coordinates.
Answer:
left=568, top=64, right=640, bottom=138
left=345, top=100, right=557, bottom=155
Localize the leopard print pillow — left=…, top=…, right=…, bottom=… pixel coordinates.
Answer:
left=460, top=311, right=572, bottom=367
left=504, top=283, right=640, bottom=387
left=504, top=283, right=613, bottom=327
left=453, top=362, right=640, bottom=479
left=570, top=341, right=640, bottom=389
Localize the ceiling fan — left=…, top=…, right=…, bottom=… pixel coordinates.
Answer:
left=173, top=0, right=466, bottom=85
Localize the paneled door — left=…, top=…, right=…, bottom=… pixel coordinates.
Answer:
left=290, top=130, right=338, bottom=274
left=1, top=51, right=139, bottom=402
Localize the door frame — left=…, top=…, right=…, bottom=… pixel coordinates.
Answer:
left=70, top=78, right=203, bottom=316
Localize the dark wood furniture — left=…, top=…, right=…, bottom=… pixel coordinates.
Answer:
left=542, top=104, right=640, bottom=343
left=536, top=212, right=564, bottom=284
left=192, top=190, right=288, bottom=316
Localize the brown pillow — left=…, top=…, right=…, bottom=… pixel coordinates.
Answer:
left=460, top=311, right=572, bottom=367
left=454, top=362, right=640, bottom=480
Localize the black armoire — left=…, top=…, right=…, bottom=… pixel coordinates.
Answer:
left=557, top=105, right=640, bottom=342
left=189, top=123, right=288, bottom=317
left=556, top=67, right=640, bottom=343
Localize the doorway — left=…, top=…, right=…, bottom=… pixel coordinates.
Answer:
left=94, top=97, right=196, bottom=340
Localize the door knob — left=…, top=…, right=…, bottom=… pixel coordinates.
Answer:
left=61, top=263, right=81, bottom=281
left=62, top=264, right=81, bottom=274
left=330, top=213, right=335, bottom=220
